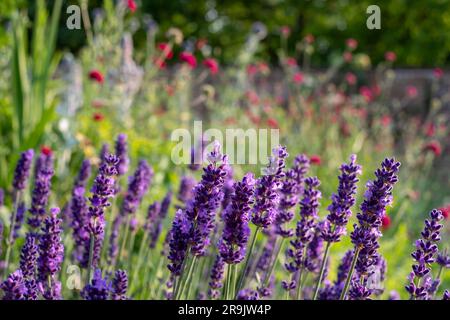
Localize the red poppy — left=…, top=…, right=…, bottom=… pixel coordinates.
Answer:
left=381, top=215, right=391, bottom=229
left=179, top=52, right=197, bottom=68
left=127, top=0, right=137, bottom=13
left=439, top=205, right=449, bottom=219
left=93, top=113, right=104, bottom=122
left=346, top=38, right=358, bottom=50
left=88, top=70, right=104, bottom=84
left=310, top=155, right=321, bottom=165
left=203, top=58, right=219, bottom=75
left=157, top=42, right=173, bottom=59
left=385, top=51, right=397, bottom=62
left=154, top=57, right=167, bottom=69
left=423, top=140, right=442, bottom=157
left=41, top=145, right=53, bottom=156
left=293, top=72, right=304, bottom=84
left=267, top=118, right=279, bottom=129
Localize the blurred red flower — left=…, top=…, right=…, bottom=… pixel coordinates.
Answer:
left=154, top=57, right=167, bottom=69
left=41, top=145, right=52, bottom=156
left=179, top=52, right=197, bottom=68
left=157, top=43, right=173, bottom=59
left=406, top=85, right=418, bottom=98
left=304, top=34, right=315, bottom=44
left=285, top=57, right=297, bottom=67
left=346, top=38, right=358, bottom=50
left=246, top=90, right=260, bottom=105
left=359, top=86, right=373, bottom=102
left=89, top=70, right=104, bottom=84
left=247, top=64, right=258, bottom=76
left=345, top=72, right=356, bottom=85
left=381, top=215, right=391, bottom=229
left=310, top=155, right=321, bottom=165
left=385, top=51, right=397, bottom=62
left=381, top=115, right=392, bottom=127
left=127, top=0, right=137, bottom=13
left=267, top=118, right=279, bottom=129
left=343, top=51, right=352, bottom=63
left=439, top=205, right=449, bottom=219
left=93, top=113, right=104, bottom=122
left=293, top=72, right=304, bottom=84
left=433, top=68, right=443, bottom=79
left=423, top=140, right=442, bottom=156
left=203, top=58, right=219, bottom=75
left=424, top=123, right=435, bottom=137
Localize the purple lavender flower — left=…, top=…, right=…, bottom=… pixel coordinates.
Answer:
left=12, top=149, right=34, bottom=191
left=321, top=155, right=361, bottom=242
left=87, top=154, right=119, bottom=268
left=236, top=289, right=259, bottom=300
left=70, top=186, right=90, bottom=267
left=405, top=209, right=444, bottom=300
left=388, top=290, right=400, bottom=300
left=121, top=160, right=153, bottom=217
left=149, top=191, right=172, bottom=248
left=177, top=176, right=196, bottom=204
left=75, top=159, right=92, bottom=189
left=13, top=202, right=26, bottom=240
left=221, top=166, right=234, bottom=211
left=188, top=135, right=208, bottom=171
left=305, top=224, right=324, bottom=273
left=257, top=234, right=276, bottom=273
left=348, top=158, right=400, bottom=299
left=112, top=270, right=128, bottom=300
left=252, top=146, right=287, bottom=228
left=436, top=250, right=450, bottom=269
left=167, top=209, right=191, bottom=276
left=285, top=177, right=321, bottom=274
left=37, top=207, right=64, bottom=300
left=28, top=151, right=54, bottom=229
left=188, top=141, right=230, bottom=256
left=107, top=215, right=123, bottom=265
left=1, top=270, right=27, bottom=300
left=99, top=143, right=110, bottom=164
left=20, top=233, right=38, bottom=279
left=208, top=255, right=225, bottom=299
left=219, top=173, right=255, bottom=264
left=115, top=133, right=129, bottom=176
left=275, top=154, right=310, bottom=238
left=82, top=269, right=111, bottom=300
left=443, top=290, right=449, bottom=300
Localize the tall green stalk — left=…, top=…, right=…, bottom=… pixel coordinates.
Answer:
left=312, top=240, right=331, bottom=300
left=235, top=226, right=260, bottom=295
left=340, top=248, right=360, bottom=300
left=2, top=192, right=21, bottom=278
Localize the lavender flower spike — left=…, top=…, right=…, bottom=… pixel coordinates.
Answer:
left=252, top=146, right=288, bottom=228
left=219, top=173, right=255, bottom=264
left=82, top=269, right=111, bottom=300
left=321, top=155, right=361, bottom=242
left=208, top=255, right=225, bottom=299
left=112, top=270, right=128, bottom=300
left=0, top=270, right=27, bottom=300
left=28, top=151, right=54, bottom=229
left=167, top=209, right=191, bottom=276
left=121, top=160, right=153, bottom=218
left=188, top=140, right=230, bottom=256
left=115, top=133, right=129, bottom=176
left=12, top=149, right=34, bottom=191
left=345, top=158, right=400, bottom=300
left=87, top=154, right=119, bottom=268
left=405, top=209, right=444, bottom=300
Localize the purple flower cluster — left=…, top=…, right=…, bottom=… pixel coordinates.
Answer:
left=87, top=154, right=119, bottom=268
left=149, top=191, right=172, bottom=248
left=349, top=158, right=400, bottom=299
left=321, top=155, right=361, bottom=242
left=187, top=141, right=230, bottom=256
left=82, top=269, right=111, bottom=300
left=167, top=209, right=191, bottom=275
left=219, top=173, right=255, bottom=264
left=1, top=270, right=27, bottom=300
left=285, top=177, right=321, bottom=275
left=12, top=149, right=34, bottom=191
left=121, top=160, right=153, bottom=218
left=208, top=255, right=225, bottom=299
left=28, top=151, right=54, bottom=229
left=177, top=176, right=196, bottom=205
left=115, top=133, right=129, bottom=176
left=251, top=146, right=287, bottom=228
left=405, top=209, right=444, bottom=300
left=236, top=289, right=259, bottom=300
left=19, top=233, right=39, bottom=300
left=37, top=207, right=64, bottom=300
left=112, top=270, right=128, bottom=300
left=275, top=154, right=310, bottom=238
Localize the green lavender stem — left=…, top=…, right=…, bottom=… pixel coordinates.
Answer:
left=312, top=240, right=331, bottom=300
left=3, top=192, right=21, bottom=278
left=235, top=226, right=260, bottom=295
left=86, top=233, right=95, bottom=285
left=340, top=248, right=360, bottom=300
left=263, top=237, right=285, bottom=288
left=177, top=255, right=197, bottom=299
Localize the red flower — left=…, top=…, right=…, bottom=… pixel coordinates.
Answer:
left=157, top=42, right=173, bottom=59
left=93, top=113, right=104, bottom=122
left=346, top=38, right=358, bottom=50
left=280, top=26, right=291, bottom=38
left=343, top=51, right=352, bottom=63
left=247, top=64, right=258, bottom=76
left=406, top=85, right=418, bottom=98
left=285, top=57, right=297, bottom=67
left=380, top=115, right=392, bottom=127
left=425, top=123, right=435, bottom=137
left=154, top=57, right=167, bottom=69
left=310, top=155, right=321, bottom=165
left=203, top=58, right=219, bottom=75
left=381, top=215, right=391, bottom=229
left=41, top=145, right=52, bottom=156
left=423, top=140, right=442, bottom=156
left=258, top=62, right=270, bottom=75
left=92, top=99, right=105, bottom=108
left=439, top=205, right=449, bottom=219
left=304, top=34, right=315, bottom=44
left=267, top=118, right=279, bottom=129
left=293, top=72, right=304, bottom=84
left=345, top=72, right=356, bottom=85
left=385, top=51, right=397, bottom=62
left=179, top=51, right=197, bottom=68
left=359, top=86, right=373, bottom=102
left=246, top=90, right=260, bottom=105
left=88, top=70, right=104, bottom=84
left=127, top=0, right=137, bottom=13
left=433, top=68, right=443, bottom=79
